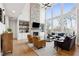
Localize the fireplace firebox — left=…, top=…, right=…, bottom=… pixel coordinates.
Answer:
left=33, top=32, right=38, bottom=36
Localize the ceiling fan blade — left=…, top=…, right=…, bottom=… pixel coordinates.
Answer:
left=41, top=3, right=52, bottom=8
left=47, top=6, right=51, bottom=7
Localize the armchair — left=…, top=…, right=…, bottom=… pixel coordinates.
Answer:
left=56, top=36, right=76, bottom=51
left=27, top=35, right=33, bottom=43
left=33, top=36, right=46, bottom=49
left=62, top=36, right=76, bottom=50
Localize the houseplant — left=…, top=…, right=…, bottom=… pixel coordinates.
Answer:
left=6, top=28, right=12, bottom=33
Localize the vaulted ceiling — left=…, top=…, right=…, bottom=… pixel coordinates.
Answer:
left=3, top=3, right=26, bottom=17
left=2, top=3, right=54, bottom=18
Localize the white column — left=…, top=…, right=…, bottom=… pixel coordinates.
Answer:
left=60, top=4, right=64, bottom=32
left=77, top=8, right=79, bottom=45
left=51, top=6, right=53, bottom=32
left=44, top=7, right=47, bottom=39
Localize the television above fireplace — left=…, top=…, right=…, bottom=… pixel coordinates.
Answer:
left=32, top=22, right=40, bottom=28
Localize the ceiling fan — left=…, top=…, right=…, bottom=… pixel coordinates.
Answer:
left=41, top=3, right=52, bottom=8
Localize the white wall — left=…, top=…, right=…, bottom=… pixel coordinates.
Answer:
left=18, top=3, right=30, bottom=21
left=5, top=16, right=9, bottom=30
left=9, top=17, right=17, bottom=38
left=0, top=3, right=3, bottom=8
left=17, top=4, right=30, bottom=40
left=40, top=7, right=45, bottom=24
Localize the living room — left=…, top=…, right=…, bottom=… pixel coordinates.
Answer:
left=0, top=3, right=79, bottom=56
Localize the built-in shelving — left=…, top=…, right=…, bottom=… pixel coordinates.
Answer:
left=19, top=21, right=29, bottom=33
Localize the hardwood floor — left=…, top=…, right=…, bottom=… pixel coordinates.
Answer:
left=5, top=40, right=38, bottom=56
left=55, top=47, right=79, bottom=56
left=4, top=40, right=79, bottom=56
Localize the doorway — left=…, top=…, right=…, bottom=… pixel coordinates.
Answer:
left=9, top=17, right=17, bottom=40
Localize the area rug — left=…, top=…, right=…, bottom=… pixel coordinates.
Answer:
left=27, top=41, right=57, bottom=56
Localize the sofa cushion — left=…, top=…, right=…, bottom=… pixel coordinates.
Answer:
left=58, top=33, right=65, bottom=36
left=52, top=33, right=55, bottom=35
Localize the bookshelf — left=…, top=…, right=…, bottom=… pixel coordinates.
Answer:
left=19, top=21, right=29, bottom=33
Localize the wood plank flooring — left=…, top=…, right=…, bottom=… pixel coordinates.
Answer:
left=5, top=40, right=38, bottom=56
left=4, top=40, right=79, bottom=56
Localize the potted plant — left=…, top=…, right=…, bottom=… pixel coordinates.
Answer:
left=6, top=28, right=12, bottom=33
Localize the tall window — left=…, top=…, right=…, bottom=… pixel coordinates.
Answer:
left=45, top=3, right=76, bottom=32
left=52, top=4, right=61, bottom=17
left=53, top=19, right=59, bottom=28
left=64, top=15, right=76, bottom=32
left=45, top=4, right=61, bottom=31
left=63, top=3, right=76, bottom=32
left=64, top=3, right=75, bottom=14
left=46, top=7, right=51, bottom=19
left=46, top=7, right=52, bottom=31
left=66, top=18, right=72, bottom=29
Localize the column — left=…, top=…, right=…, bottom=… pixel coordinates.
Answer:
left=60, top=4, right=64, bottom=32
left=77, top=8, right=79, bottom=45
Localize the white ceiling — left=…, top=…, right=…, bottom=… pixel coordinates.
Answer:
left=3, top=3, right=54, bottom=18
left=3, top=3, right=26, bottom=17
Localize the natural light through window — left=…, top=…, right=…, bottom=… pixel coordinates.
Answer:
left=45, top=3, right=76, bottom=32
left=53, top=19, right=59, bottom=28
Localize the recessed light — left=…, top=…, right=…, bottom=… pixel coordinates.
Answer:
left=49, top=26, right=51, bottom=30
left=12, top=10, right=15, bottom=13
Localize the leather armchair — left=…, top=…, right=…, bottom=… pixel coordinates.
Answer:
left=62, top=36, right=76, bottom=50
left=56, top=36, right=76, bottom=51
left=33, top=36, right=46, bottom=49
left=27, top=35, right=33, bottom=43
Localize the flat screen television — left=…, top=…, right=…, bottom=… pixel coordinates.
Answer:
left=32, top=22, right=40, bottom=28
